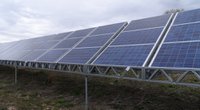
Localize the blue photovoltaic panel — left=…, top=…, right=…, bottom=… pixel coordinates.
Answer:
left=33, top=41, right=59, bottom=50
left=111, top=28, right=163, bottom=45
left=37, top=49, right=68, bottom=62
left=0, top=50, right=31, bottom=60
left=0, top=42, right=18, bottom=53
left=21, top=50, right=46, bottom=61
left=164, top=23, right=200, bottom=42
left=76, top=34, right=113, bottom=48
left=68, top=28, right=95, bottom=38
left=51, top=32, right=71, bottom=41
left=59, top=48, right=100, bottom=64
left=32, top=35, right=57, bottom=43
left=94, top=45, right=153, bottom=66
left=152, top=42, right=200, bottom=68
left=0, top=41, right=29, bottom=54
left=124, top=14, right=171, bottom=31
left=54, top=38, right=81, bottom=49
left=174, top=9, right=200, bottom=25
left=90, top=22, right=125, bottom=35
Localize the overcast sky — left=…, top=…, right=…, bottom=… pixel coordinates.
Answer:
left=0, top=0, right=200, bottom=43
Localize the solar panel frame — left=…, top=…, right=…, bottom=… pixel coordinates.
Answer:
left=92, top=14, right=173, bottom=67
left=150, top=10, right=200, bottom=69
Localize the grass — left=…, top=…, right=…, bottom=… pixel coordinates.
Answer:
left=0, top=66, right=200, bottom=110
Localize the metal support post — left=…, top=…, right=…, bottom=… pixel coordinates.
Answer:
left=141, top=68, right=146, bottom=79
left=83, top=65, right=89, bottom=110
left=85, top=75, right=88, bottom=110
left=15, top=66, right=17, bottom=84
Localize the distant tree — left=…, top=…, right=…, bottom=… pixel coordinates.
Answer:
left=165, top=9, right=184, bottom=14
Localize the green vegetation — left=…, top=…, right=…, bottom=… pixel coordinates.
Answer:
left=0, top=66, right=200, bottom=110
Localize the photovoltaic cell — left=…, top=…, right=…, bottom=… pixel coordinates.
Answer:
left=21, top=50, right=46, bottom=61
left=58, top=48, right=100, bottom=64
left=152, top=42, right=200, bottom=68
left=174, top=9, right=200, bottom=25
left=94, top=45, right=153, bottom=66
left=124, top=14, right=171, bottom=31
left=90, top=22, right=125, bottom=35
left=164, top=23, right=200, bottom=42
left=68, top=28, right=95, bottom=38
left=54, top=38, right=81, bottom=49
left=111, top=28, right=163, bottom=45
left=37, top=49, right=68, bottom=62
left=76, top=34, right=113, bottom=48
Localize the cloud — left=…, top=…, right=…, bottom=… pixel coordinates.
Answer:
left=0, top=0, right=200, bottom=42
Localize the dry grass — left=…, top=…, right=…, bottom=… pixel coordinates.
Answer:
left=0, top=66, right=200, bottom=110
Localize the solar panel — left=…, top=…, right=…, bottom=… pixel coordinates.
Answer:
left=124, top=14, right=171, bottom=31
left=90, top=22, right=125, bottom=35
left=165, top=23, right=200, bottom=42
left=31, top=35, right=57, bottom=42
left=174, top=9, right=200, bottom=25
left=51, top=32, right=71, bottom=41
left=37, top=49, right=68, bottom=62
left=94, top=45, right=153, bottom=66
left=76, top=34, right=113, bottom=48
left=33, top=41, right=59, bottom=49
left=54, top=38, right=82, bottom=49
left=68, top=28, right=95, bottom=38
left=21, top=50, right=46, bottom=61
left=0, top=50, right=31, bottom=60
left=59, top=48, right=100, bottom=64
left=0, top=41, right=18, bottom=53
left=111, top=28, right=163, bottom=45
left=152, top=42, right=200, bottom=68
left=93, top=14, right=171, bottom=67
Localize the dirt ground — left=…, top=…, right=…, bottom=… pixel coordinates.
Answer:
left=0, top=66, right=200, bottom=110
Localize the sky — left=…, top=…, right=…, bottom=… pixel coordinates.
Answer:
left=0, top=0, right=200, bottom=43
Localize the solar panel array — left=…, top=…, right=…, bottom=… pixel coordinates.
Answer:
left=0, top=9, right=200, bottom=70
left=0, top=32, right=72, bottom=61
left=151, top=9, right=200, bottom=69
left=93, top=14, right=172, bottom=66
